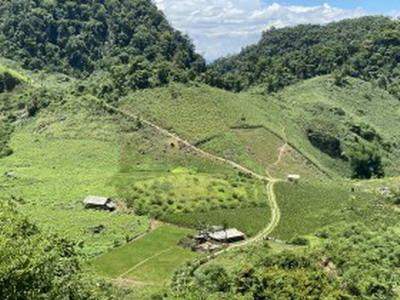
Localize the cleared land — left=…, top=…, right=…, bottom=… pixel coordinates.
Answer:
left=0, top=110, right=149, bottom=256
left=91, top=224, right=198, bottom=287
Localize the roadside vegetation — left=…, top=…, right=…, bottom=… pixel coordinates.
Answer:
left=167, top=223, right=400, bottom=299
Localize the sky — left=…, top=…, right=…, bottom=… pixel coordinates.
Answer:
left=154, top=0, right=399, bottom=61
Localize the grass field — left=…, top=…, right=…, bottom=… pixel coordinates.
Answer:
left=0, top=110, right=149, bottom=256
left=162, top=205, right=270, bottom=237
left=120, top=84, right=328, bottom=180
left=91, top=224, right=198, bottom=288
left=120, top=77, right=400, bottom=180
left=117, top=168, right=268, bottom=215
left=272, top=180, right=398, bottom=240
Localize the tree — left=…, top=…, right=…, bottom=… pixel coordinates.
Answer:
left=0, top=203, right=111, bottom=299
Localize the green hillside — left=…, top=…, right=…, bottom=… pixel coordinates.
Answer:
left=1, top=1, right=400, bottom=299
left=207, top=16, right=400, bottom=98
left=120, top=75, right=400, bottom=179
left=0, top=0, right=204, bottom=97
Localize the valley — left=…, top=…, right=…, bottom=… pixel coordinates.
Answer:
left=0, top=1, right=400, bottom=299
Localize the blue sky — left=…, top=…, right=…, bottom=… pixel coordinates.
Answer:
left=264, top=1, right=397, bottom=14
left=154, top=1, right=398, bottom=60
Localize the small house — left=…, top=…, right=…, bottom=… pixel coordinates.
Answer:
left=209, top=228, right=245, bottom=243
left=83, top=196, right=116, bottom=211
left=287, top=174, right=301, bottom=183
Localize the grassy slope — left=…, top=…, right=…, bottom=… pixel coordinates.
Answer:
left=120, top=84, right=326, bottom=180
left=0, top=108, right=149, bottom=256
left=91, top=224, right=198, bottom=290
left=267, top=76, right=400, bottom=177
left=121, top=76, right=400, bottom=180
left=162, top=206, right=270, bottom=237
left=273, top=180, right=399, bottom=240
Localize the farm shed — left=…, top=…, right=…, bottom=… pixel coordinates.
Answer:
left=83, top=196, right=116, bottom=211
left=209, top=228, right=245, bottom=243
left=287, top=174, right=301, bottom=182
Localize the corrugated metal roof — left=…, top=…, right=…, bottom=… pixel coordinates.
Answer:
left=209, top=228, right=245, bottom=241
left=84, top=196, right=109, bottom=206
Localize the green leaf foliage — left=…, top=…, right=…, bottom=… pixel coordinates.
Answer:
left=0, top=203, right=115, bottom=299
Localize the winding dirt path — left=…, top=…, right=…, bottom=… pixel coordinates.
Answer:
left=103, top=102, right=270, bottom=181
left=272, top=127, right=289, bottom=167
left=100, top=100, right=282, bottom=267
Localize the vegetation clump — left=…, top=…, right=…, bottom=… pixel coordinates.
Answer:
left=0, top=203, right=114, bottom=299
left=0, top=70, right=21, bottom=93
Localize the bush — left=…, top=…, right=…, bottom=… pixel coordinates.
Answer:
left=0, top=71, right=21, bottom=92
left=0, top=203, right=112, bottom=299
left=195, top=265, right=231, bottom=293
left=288, top=236, right=310, bottom=246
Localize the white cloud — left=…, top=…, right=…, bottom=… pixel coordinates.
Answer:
left=153, top=1, right=366, bottom=61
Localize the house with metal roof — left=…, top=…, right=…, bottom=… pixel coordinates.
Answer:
left=83, top=196, right=116, bottom=211
left=209, top=228, right=245, bottom=243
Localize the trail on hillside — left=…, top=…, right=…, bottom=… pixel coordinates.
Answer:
left=272, top=127, right=289, bottom=167
left=100, top=101, right=282, bottom=272
left=102, top=102, right=271, bottom=181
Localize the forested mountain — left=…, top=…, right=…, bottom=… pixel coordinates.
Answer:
left=205, top=16, right=400, bottom=97
left=0, top=0, right=205, bottom=92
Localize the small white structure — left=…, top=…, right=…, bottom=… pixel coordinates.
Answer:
left=83, top=196, right=116, bottom=211
left=209, top=228, right=245, bottom=243
left=287, top=174, right=301, bottom=183
left=378, top=187, right=391, bottom=197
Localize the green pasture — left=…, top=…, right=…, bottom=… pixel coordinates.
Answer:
left=272, top=180, right=398, bottom=240
left=91, top=224, right=198, bottom=286
left=0, top=111, right=149, bottom=256
left=162, top=206, right=270, bottom=237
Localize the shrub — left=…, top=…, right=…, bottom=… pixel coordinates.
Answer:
left=289, top=236, right=310, bottom=246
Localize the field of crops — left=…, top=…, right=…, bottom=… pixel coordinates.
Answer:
left=272, top=180, right=398, bottom=240
left=0, top=110, right=149, bottom=256
left=162, top=205, right=270, bottom=237
left=91, top=224, right=198, bottom=293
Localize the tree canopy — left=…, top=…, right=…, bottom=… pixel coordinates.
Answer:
left=0, top=202, right=114, bottom=299
left=0, top=0, right=205, bottom=90
left=206, top=16, right=400, bottom=98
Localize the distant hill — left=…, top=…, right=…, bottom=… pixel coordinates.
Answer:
left=205, top=16, right=400, bottom=98
left=0, top=0, right=205, bottom=90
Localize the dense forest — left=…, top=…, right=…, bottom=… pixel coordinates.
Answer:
left=205, top=16, right=400, bottom=97
left=0, top=0, right=205, bottom=95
